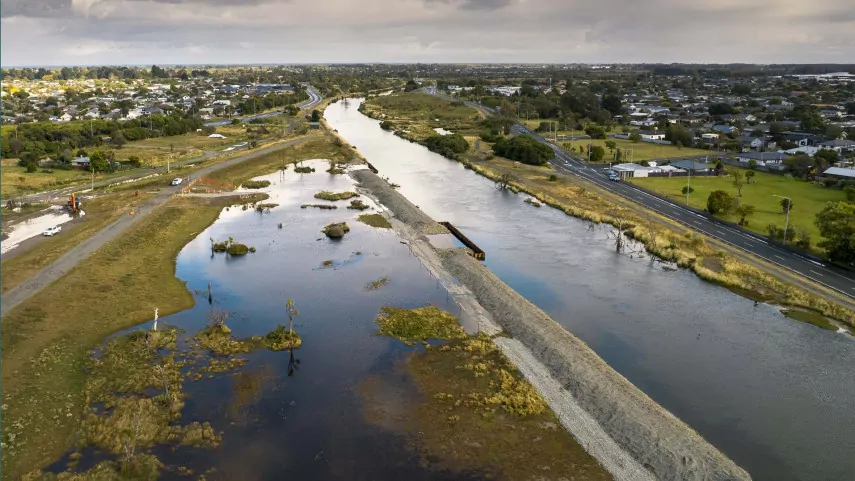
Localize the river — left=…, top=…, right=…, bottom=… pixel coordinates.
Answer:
left=325, top=99, right=855, bottom=481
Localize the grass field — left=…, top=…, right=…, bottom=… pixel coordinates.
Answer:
left=0, top=159, right=135, bottom=199
left=207, top=134, right=352, bottom=186
left=0, top=195, right=264, bottom=480
left=562, top=137, right=712, bottom=162
left=361, top=92, right=483, bottom=140
left=1, top=190, right=156, bottom=293
left=630, top=166, right=847, bottom=242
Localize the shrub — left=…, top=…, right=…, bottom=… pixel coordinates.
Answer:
left=294, top=166, right=315, bottom=173
left=681, top=185, right=694, bottom=195
left=844, top=185, right=855, bottom=202
left=314, top=191, right=358, bottom=201
left=424, top=133, right=469, bottom=158
left=26, top=162, right=38, bottom=173
left=347, top=199, right=370, bottom=210
left=242, top=180, right=270, bottom=189
left=227, top=243, right=249, bottom=255
left=707, top=190, right=733, bottom=215
left=380, top=120, right=395, bottom=131
left=492, top=135, right=554, bottom=166
left=548, top=174, right=558, bottom=182
left=322, top=222, right=350, bottom=238
left=767, top=224, right=796, bottom=243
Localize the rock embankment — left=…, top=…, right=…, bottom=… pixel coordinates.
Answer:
left=350, top=168, right=751, bottom=481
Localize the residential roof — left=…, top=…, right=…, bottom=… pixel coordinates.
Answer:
left=818, top=139, right=855, bottom=147
left=611, top=163, right=650, bottom=171
left=670, top=160, right=713, bottom=170
left=737, top=151, right=787, bottom=161
left=822, top=167, right=855, bottom=178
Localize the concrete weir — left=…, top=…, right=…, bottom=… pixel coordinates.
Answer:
left=350, top=168, right=751, bottom=481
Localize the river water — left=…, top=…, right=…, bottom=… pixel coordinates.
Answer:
left=325, top=99, right=855, bottom=481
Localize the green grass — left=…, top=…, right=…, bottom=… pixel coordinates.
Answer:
left=1, top=190, right=157, bottom=293
left=361, top=92, right=483, bottom=141
left=631, top=166, right=847, bottom=242
left=0, top=195, right=260, bottom=480
left=562, top=137, right=712, bottom=162
left=0, top=159, right=131, bottom=199
left=314, top=190, right=358, bottom=201
left=357, top=213, right=392, bottom=229
left=375, top=306, right=466, bottom=343
left=207, top=135, right=350, bottom=186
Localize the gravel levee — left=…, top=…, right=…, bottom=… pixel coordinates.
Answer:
left=351, top=168, right=751, bottom=481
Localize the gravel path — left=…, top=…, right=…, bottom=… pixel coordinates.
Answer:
left=0, top=136, right=311, bottom=318
left=350, top=168, right=751, bottom=481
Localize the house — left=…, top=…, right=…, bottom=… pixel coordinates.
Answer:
left=782, top=146, right=821, bottom=157
left=611, top=163, right=652, bottom=178
left=818, top=139, right=855, bottom=153
left=821, top=167, right=855, bottom=180
left=820, top=109, right=843, bottom=119
left=71, top=156, right=91, bottom=168
left=736, top=136, right=765, bottom=150
left=59, top=113, right=73, bottom=122
left=735, top=151, right=788, bottom=165
left=670, top=160, right=713, bottom=172
left=736, top=113, right=757, bottom=123
left=637, top=130, right=666, bottom=141
left=712, top=125, right=738, bottom=135
left=208, top=133, right=226, bottom=139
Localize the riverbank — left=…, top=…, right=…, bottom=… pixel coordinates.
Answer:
left=0, top=194, right=266, bottom=479
left=350, top=168, right=750, bottom=481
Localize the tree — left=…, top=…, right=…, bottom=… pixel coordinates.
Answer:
left=825, top=124, right=844, bottom=140
left=665, top=124, right=693, bottom=146
left=491, top=135, right=554, bottom=166
left=731, top=170, right=746, bottom=196
left=747, top=158, right=758, bottom=170
left=628, top=131, right=642, bottom=142
left=784, top=153, right=812, bottom=177
left=735, top=204, right=755, bottom=226
left=589, top=145, right=605, bottom=162
left=89, top=150, right=109, bottom=173
left=404, top=80, right=420, bottom=92
left=604, top=140, right=617, bottom=154
left=584, top=125, right=606, bottom=139
left=780, top=198, right=794, bottom=214
left=26, top=162, right=38, bottom=173
left=813, top=148, right=840, bottom=172
left=750, top=129, right=764, bottom=138
left=127, top=156, right=141, bottom=167
left=112, top=131, right=127, bottom=149
left=496, top=172, right=516, bottom=189
left=708, top=103, right=735, bottom=116
left=681, top=185, right=694, bottom=195
left=707, top=190, right=734, bottom=215
left=815, top=202, right=855, bottom=264
left=310, top=109, right=320, bottom=122
left=8, top=137, right=24, bottom=156
left=746, top=170, right=756, bottom=184
left=845, top=185, right=855, bottom=203
left=285, top=299, right=299, bottom=334
left=601, top=92, right=623, bottom=116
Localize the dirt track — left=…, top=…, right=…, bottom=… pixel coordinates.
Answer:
left=351, top=168, right=751, bottom=481
left=0, top=136, right=311, bottom=318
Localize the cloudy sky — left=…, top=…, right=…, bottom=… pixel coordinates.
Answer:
left=2, top=0, right=854, bottom=66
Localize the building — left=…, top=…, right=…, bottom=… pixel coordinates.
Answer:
left=822, top=167, right=855, bottom=180
left=817, top=139, right=855, bottom=154
left=670, top=160, right=713, bottom=172
left=71, top=156, right=91, bottom=168
left=611, top=163, right=652, bottom=178
left=637, top=130, right=666, bottom=141
left=735, top=151, right=788, bottom=165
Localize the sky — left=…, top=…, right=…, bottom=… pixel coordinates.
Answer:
left=2, top=0, right=854, bottom=66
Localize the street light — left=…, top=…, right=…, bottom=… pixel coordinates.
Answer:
left=773, top=194, right=791, bottom=244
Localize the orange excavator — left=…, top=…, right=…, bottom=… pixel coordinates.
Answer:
left=67, top=193, right=82, bottom=213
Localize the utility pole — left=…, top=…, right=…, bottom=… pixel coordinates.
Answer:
left=686, top=165, right=692, bottom=206
left=773, top=195, right=791, bottom=244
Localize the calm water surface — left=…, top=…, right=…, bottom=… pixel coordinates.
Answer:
left=326, top=99, right=855, bottom=481
left=72, top=162, right=483, bottom=480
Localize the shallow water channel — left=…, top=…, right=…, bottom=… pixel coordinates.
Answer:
left=326, top=99, right=855, bottom=481
left=57, top=163, right=496, bottom=480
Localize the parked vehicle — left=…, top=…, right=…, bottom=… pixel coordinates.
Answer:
left=43, top=225, right=62, bottom=236
left=607, top=170, right=620, bottom=182
left=171, top=178, right=183, bottom=186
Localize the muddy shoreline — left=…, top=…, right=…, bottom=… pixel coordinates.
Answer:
left=350, top=167, right=751, bottom=481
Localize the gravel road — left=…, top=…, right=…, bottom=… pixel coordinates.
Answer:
left=0, top=136, right=311, bottom=318
left=350, top=168, right=751, bottom=481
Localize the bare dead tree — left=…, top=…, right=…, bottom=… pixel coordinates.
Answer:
left=496, top=172, right=515, bottom=190
left=122, top=402, right=144, bottom=466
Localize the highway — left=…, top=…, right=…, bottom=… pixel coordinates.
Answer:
left=205, top=83, right=323, bottom=127
left=424, top=87, right=855, bottom=301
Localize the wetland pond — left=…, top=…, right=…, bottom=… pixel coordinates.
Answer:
left=325, top=98, right=855, bottom=481
left=45, top=161, right=603, bottom=480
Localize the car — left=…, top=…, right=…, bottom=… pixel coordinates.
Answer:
left=608, top=173, right=620, bottom=182
left=43, top=225, right=62, bottom=236
left=171, top=178, right=183, bottom=186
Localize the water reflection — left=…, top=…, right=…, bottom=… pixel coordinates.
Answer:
left=325, top=98, right=855, bottom=481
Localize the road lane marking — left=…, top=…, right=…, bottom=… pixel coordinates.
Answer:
left=774, top=255, right=785, bottom=260
left=716, top=230, right=727, bottom=236
left=810, top=270, right=824, bottom=277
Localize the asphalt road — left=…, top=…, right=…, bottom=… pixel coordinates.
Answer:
left=425, top=88, right=855, bottom=301
left=204, top=84, right=323, bottom=127
left=0, top=136, right=315, bottom=317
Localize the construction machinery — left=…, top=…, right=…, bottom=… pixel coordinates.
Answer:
left=67, top=193, right=82, bottom=213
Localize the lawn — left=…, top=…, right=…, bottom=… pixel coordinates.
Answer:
left=361, top=92, right=483, bottom=140
left=0, top=159, right=132, bottom=199
left=630, top=167, right=848, bottom=242
left=0, top=194, right=265, bottom=480
left=207, top=134, right=352, bottom=186
left=562, top=138, right=712, bottom=162
left=114, top=125, right=250, bottom=167
left=1, top=190, right=156, bottom=293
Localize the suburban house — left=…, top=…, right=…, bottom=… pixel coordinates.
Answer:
left=736, top=135, right=765, bottom=150
left=637, top=130, right=666, bottom=141
left=712, top=125, right=738, bottom=135
left=817, top=139, right=855, bottom=154
left=822, top=167, right=855, bottom=180
left=670, top=160, right=713, bottom=172
left=782, top=146, right=821, bottom=157
left=735, top=151, right=788, bottom=165
left=71, top=156, right=91, bottom=168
